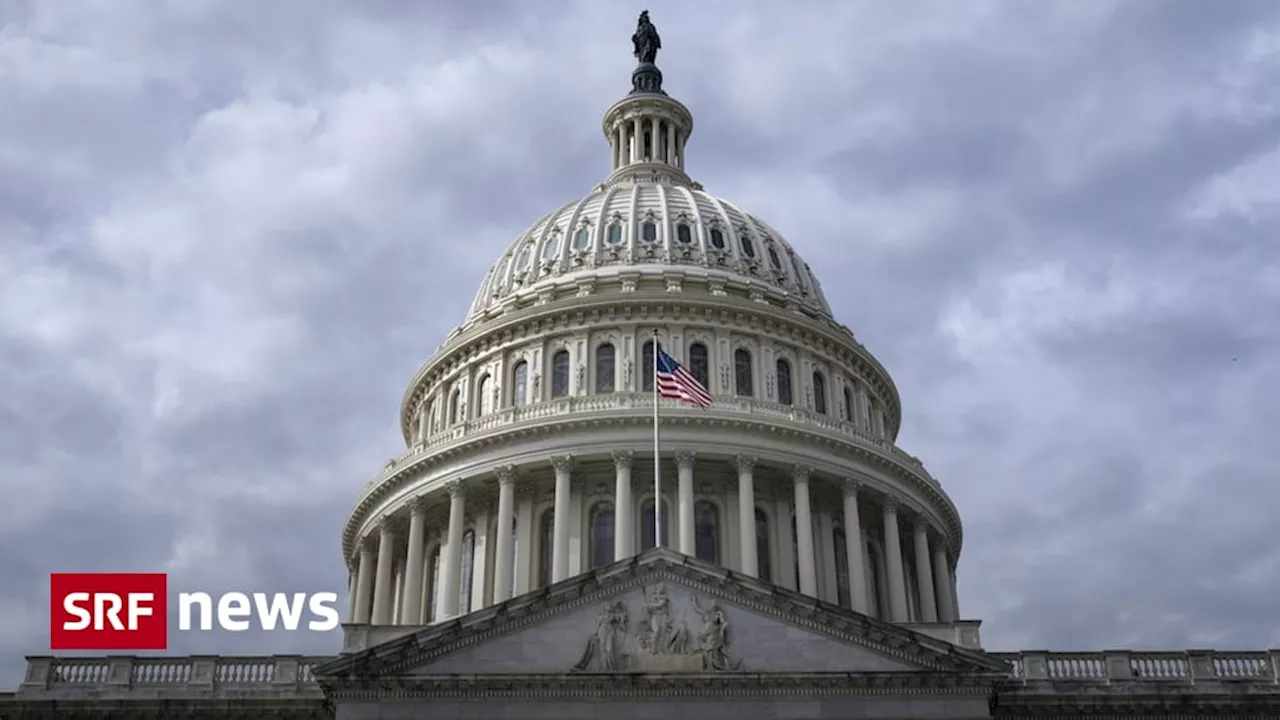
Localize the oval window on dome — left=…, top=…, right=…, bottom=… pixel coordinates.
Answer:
left=641, top=220, right=657, bottom=243
left=516, top=244, right=533, bottom=270
left=738, top=231, right=756, bottom=258
left=676, top=223, right=693, bottom=244
left=573, top=227, right=591, bottom=250
left=709, top=227, right=726, bottom=249
left=767, top=246, right=782, bottom=270
left=607, top=223, right=623, bottom=245
left=541, top=232, right=560, bottom=260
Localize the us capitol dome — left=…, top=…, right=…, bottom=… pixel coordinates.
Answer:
left=11, top=13, right=1279, bottom=720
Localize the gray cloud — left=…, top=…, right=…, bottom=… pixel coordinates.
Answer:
left=2, top=0, right=1279, bottom=688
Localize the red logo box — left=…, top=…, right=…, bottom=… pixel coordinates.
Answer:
left=50, top=573, right=168, bottom=650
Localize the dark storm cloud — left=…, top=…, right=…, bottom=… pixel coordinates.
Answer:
left=1, top=0, right=1278, bottom=689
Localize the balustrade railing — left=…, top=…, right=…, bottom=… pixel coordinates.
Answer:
left=368, top=393, right=934, bottom=491
left=990, top=650, right=1279, bottom=685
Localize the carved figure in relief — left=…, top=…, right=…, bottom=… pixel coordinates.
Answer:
left=573, top=600, right=628, bottom=672
left=692, top=597, right=740, bottom=671
left=637, top=583, right=688, bottom=654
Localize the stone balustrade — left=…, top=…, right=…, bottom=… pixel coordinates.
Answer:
left=17, top=655, right=328, bottom=700
left=990, top=649, right=1280, bottom=686
left=15, top=649, right=1278, bottom=701
left=366, top=392, right=936, bottom=493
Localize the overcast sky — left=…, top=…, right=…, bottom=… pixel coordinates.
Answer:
left=2, top=0, right=1279, bottom=688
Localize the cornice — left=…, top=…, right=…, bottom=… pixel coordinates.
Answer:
left=343, top=403, right=962, bottom=563
left=397, top=292, right=904, bottom=443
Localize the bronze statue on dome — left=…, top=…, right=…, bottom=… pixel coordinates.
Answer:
left=633, top=11, right=661, bottom=65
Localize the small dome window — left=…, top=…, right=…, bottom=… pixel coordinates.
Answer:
left=675, top=223, right=693, bottom=244
left=573, top=227, right=591, bottom=250
left=791, top=255, right=807, bottom=289
left=641, top=220, right=657, bottom=243
left=516, top=244, right=533, bottom=270
left=709, top=227, right=726, bottom=249
left=606, top=223, right=623, bottom=245
left=540, top=231, right=560, bottom=260
left=738, top=230, right=756, bottom=258
left=767, top=245, right=782, bottom=269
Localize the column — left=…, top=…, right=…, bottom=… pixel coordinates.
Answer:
left=612, top=451, right=634, bottom=560
left=631, top=118, right=641, bottom=162
left=615, top=127, right=625, bottom=169
left=550, top=455, right=573, bottom=582
left=399, top=499, right=428, bottom=625
left=950, top=566, right=961, bottom=620
left=492, top=466, right=517, bottom=603
left=841, top=480, right=869, bottom=614
left=736, top=455, right=758, bottom=577
left=792, top=465, right=818, bottom=597
left=913, top=521, right=938, bottom=622
left=933, top=544, right=956, bottom=623
left=352, top=540, right=375, bottom=623
left=439, top=480, right=466, bottom=619
left=370, top=520, right=397, bottom=625
left=415, top=406, right=427, bottom=444
left=666, top=122, right=676, bottom=164
left=676, top=452, right=696, bottom=556
left=648, top=119, right=658, bottom=162
left=882, top=499, right=909, bottom=622
left=774, top=493, right=796, bottom=590
left=513, top=489, right=534, bottom=594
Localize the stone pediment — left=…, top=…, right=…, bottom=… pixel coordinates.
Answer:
left=315, top=549, right=1010, bottom=683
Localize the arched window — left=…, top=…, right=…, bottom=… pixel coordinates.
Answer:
left=640, top=498, right=671, bottom=550
left=595, top=344, right=616, bottom=393
left=449, top=389, right=462, bottom=423
left=427, top=546, right=441, bottom=622
left=734, top=349, right=753, bottom=397
left=512, top=361, right=528, bottom=407
left=551, top=350, right=570, bottom=398
left=675, top=223, right=693, bottom=244
left=640, top=220, right=658, bottom=243
left=755, top=508, right=772, bottom=582
left=538, top=509, right=554, bottom=588
left=776, top=359, right=793, bottom=406
left=540, top=231, right=561, bottom=260
left=606, top=222, right=623, bottom=245
left=694, top=501, right=719, bottom=563
left=738, top=231, right=756, bottom=258
left=812, top=372, right=827, bottom=415
left=833, top=528, right=851, bottom=608
left=459, top=530, right=475, bottom=614
left=842, top=386, right=854, bottom=422
left=641, top=340, right=663, bottom=392
left=476, top=374, right=492, bottom=417
left=589, top=502, right=615, bottom=569
left=767, top=245, right=782, bottom=270
left=573, top=226, right=591, bottom=250
left=709, top=227, right=726, bottom=249
left=688, top=342, right=709, bottom=388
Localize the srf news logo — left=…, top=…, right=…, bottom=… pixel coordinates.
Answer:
left=50, top=573, right=340, bottom=651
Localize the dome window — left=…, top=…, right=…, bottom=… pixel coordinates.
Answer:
left=767, top=246, right=782, bottom=270
left=709, top=227, right=726, bottom=249
left=572, top=227, right=591, bottom=250
left=675, top=223, right=693, bottom=244
left=516, top=244, right=533, bottom=270
left=790, top=255, right=807, bottom=289
left=540, top=231, right=560, bottom=260
left=641, top=220, right=657, bottom=243
left=606, top=223, right=623, bottom=245
left=738, top=231, right=756, bottom=258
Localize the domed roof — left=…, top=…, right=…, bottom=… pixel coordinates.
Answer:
left=467, top=184, right=832, bottom=319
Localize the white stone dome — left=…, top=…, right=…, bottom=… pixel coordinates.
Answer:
left=467, top=184, right=833, bottom=320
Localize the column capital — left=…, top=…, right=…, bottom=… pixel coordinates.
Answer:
left=377, top=516, right=403, bottom=536
left=791, top=464, right=812, bottom=482
left=444, top=479, right=466, bottom=499
left=841, top=477, right=863, bottom=496
left=550, top=455, right=575, bottom=474
left=408, top=495, right=431, bottom=515
left=881, top=496, right=899, bottom=514
left=611, top=450, right=634, bottom=469
left=674, top=451, right=696, bottom=469
left=495, top=464, right=518, bottom=486
left=735, top=455, right=757, bottom=473
left=359, top=535, right=379, bottom=553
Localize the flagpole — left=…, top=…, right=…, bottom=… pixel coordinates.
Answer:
left=652, top=329, right=661, bottom=549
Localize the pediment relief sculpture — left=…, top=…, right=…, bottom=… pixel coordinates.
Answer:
left=573, top=583, right=740, bottom=673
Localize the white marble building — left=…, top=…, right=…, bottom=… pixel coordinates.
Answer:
left=7, top=20, right=1280, bottom=720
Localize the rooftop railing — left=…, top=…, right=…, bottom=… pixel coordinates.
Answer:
left=990, top=649, right=1279, bottom=685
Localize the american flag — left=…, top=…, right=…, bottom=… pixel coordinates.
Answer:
left=655, top=349, right=713, bottom=408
